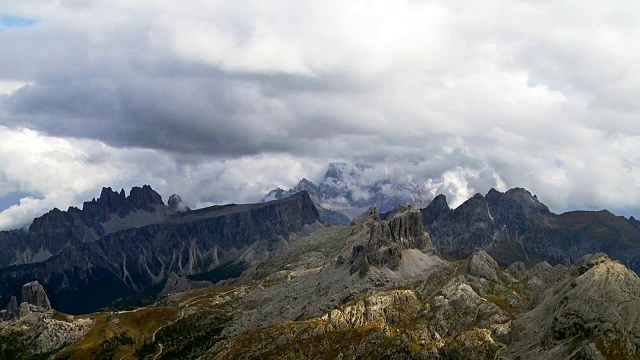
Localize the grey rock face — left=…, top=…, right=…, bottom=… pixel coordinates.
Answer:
left=2, top=296, right=19, bottom=320
left=421, top=194, right=451, bottom=226
left=505, top=261, right=527, bottom=281
left=0, top=185, right=178, bottom=268
left=0, top=191, right=321, bottom=314
left=422, top=187, right=640, bottom=275
left=348, top=205, right=434, bottom=276
left=465, top=251, right=499, bottom=281
left=503, top=253, right=640, bottom=359
left=21, top=281, right=51, bottom=311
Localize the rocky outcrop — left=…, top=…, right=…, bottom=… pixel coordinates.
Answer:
left=326, top=290, right=420, bottom=330
left=159, top=272, right=212, bottom=297
left=348, top=205, right=435, bottom=276
left=465, top=251, right=499, bottom=281
left=505, top=261, right=527, bottom=281
left=503, top=253, right=640, bottom=359
left=0, top=296, right=19, bottom=321
left=423, top=281, right=509, bottom=338
left=23, top=315, right=93, bottom=354
left=21, top=281, right=51, bottom=311
left=0, top=282, right=92, bottom=355
left=422, top=187, right=640, bottom=274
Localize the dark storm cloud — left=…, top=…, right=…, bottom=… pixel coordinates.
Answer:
left=1, top=45, right=372, bottom=157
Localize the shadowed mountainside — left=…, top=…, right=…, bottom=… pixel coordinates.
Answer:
left=422, top=188, right=640, bottom=273
left=0, top=185, right=179, bottom=267
left=0, top=190, right=320, bottom=314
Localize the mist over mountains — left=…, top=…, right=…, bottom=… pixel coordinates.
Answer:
left=264, top=163, right=436, bottom=223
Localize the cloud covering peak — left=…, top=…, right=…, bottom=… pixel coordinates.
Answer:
left=0, top=0, right=638, bottom=228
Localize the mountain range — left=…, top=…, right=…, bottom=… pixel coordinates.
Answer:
left=1, top=179, right=640, bottom=359
left=267, top=168, right=640, bottom=274
left=422, top=187, right=640, bottom=274
left=0, top=187, right=320, bottom=314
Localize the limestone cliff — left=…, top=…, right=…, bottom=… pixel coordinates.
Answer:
left=348, top=205, right=435, bottom=276
left=0, top=191, right=321, bottom=314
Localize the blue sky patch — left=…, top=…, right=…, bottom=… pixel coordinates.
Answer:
left=1, top=15, right=37, bottom=28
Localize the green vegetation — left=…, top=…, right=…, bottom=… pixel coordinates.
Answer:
left=0, top=330, right=57, bottom=360
left=134, top=340, right=157, bottom=359
left=95, top=332, right=134, bottom=360
left=153, top=312, right=229, bottom=359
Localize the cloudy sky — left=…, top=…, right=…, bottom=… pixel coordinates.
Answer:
left=0, top=0, right=639, bottom=229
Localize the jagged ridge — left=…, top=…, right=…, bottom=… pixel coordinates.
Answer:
left=422, top=188, right=640, bottom=273
left=0, top=185, right=178, bottom=267
left=0, top=191, right=321, bottom=314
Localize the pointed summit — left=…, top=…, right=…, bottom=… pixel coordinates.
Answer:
left=347, top=204, right=434, bottom=276
left=21, top=280, right=51, bottom=311
left=128, top=185, right=164, bottom=211
left=485, top=188, right=504, bottom=206
left=421, top=194, right=451, bottom=225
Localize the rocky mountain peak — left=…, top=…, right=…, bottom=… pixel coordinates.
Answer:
left=348, top=204, right=434, bottom=275
left=82, top=184, right=165, bottom=214
left=21, top=281, right=51, bottom=311
left=455, top=193, right=493, bottom=222
left=464, top=251, right=499, bottom=281
left=297, top=178, right=319, bottom=193
left=96, top=187, right=127, bottom=209
left=485, top=187, right=503, bottom=204
left=264, top=162, right=433, bottom=223
left=487, top=187, right=550, bottom=217
left=421, top=194, right=451, bottom=225
left=29, top=185, right=169, bottom=235
left=423, top=186, right=561, bottom=264
left=128, top=185, right=164, bottom=211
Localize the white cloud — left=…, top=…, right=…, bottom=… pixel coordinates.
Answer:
left=0, top=80, right=30, bottom=96
left=0, top=190, right=76, bottom=230
left=0, top=126, right=327, bottom=229
left=0, top=0, right=638, bottom=224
